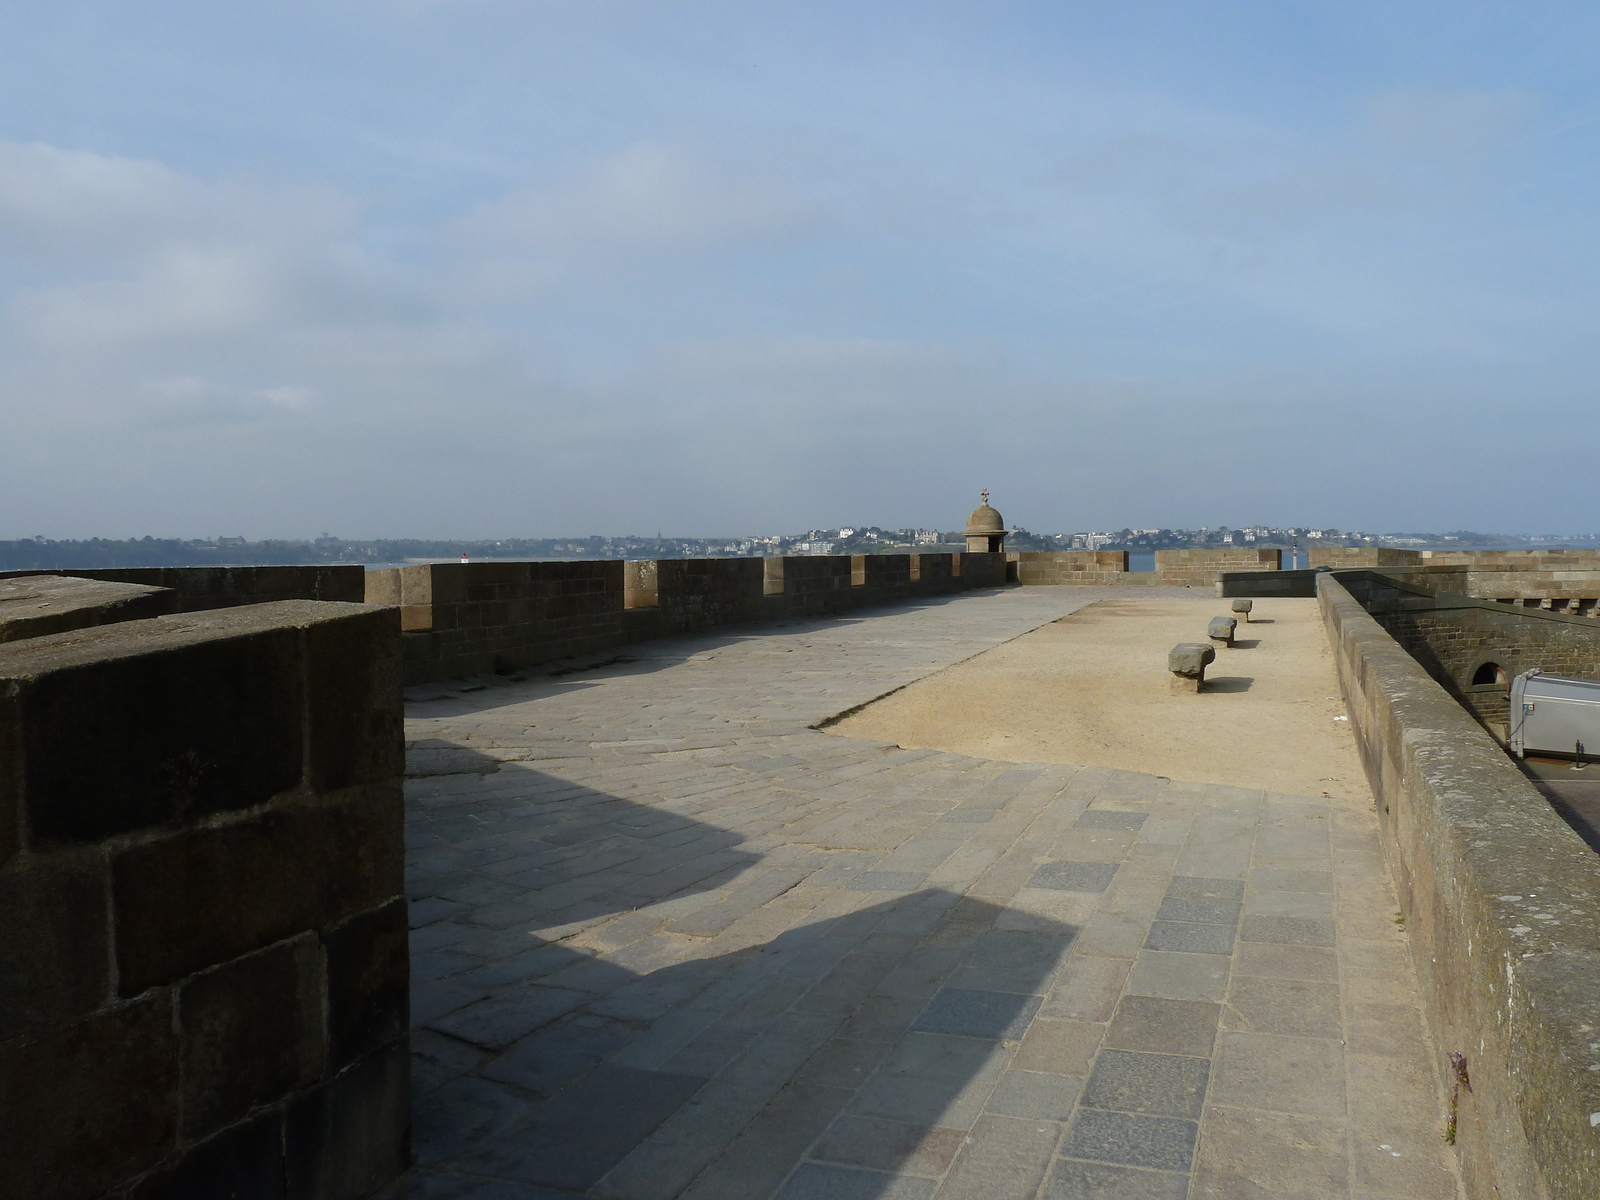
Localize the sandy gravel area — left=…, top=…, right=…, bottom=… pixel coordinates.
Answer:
left=829, top=593, right=1373, bottom=801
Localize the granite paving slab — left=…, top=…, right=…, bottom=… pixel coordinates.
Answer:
left=380, top=588, right=1462, bottom=1200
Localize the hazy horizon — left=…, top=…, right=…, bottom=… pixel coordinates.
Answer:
left=4, top=3, right=1598, bottom=539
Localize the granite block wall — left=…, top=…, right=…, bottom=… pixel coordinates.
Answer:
left=1010, top=550, right=1134, bottom=586
left=1319, top=572, right=1600, bottom=1200
left=374, top=554, right=1013, bottom=684
left=1153, top=547, right=1281, bottom=586
left=0, top=600, right=408, bottom=1200
left=368, top=561, right=625, bottom=684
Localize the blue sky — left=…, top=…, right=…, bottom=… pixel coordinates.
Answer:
left=2, top=2, right=1597, bottom=538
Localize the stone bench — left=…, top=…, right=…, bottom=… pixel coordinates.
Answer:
left=1231, top=598, right=1253, bottom=621
left=1169, top=642, right=1216, bottom=693
left=1208, top=615, right=1237, bottom=647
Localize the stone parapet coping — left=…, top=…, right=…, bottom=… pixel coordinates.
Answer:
left=1319, top=571, right=1600, bottom=1200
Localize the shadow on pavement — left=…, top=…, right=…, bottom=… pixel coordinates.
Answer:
left=393, top=762, right=1078, bottom=1198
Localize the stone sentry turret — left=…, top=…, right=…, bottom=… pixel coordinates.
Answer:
left=964, top=488, right=1007, bottom=553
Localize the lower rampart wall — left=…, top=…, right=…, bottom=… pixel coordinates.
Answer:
left=1318, top=572, right=1600, bottom=1200
left=1335, top=572, right=1600, bottom=732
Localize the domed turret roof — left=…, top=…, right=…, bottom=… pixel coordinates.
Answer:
left=965, top=488, right=1004, bottom=535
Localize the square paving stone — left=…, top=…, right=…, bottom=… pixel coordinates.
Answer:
left=939, top=810, right=994, bottom=823
left=1248, top=867, right=1334, bottom=894
left=1060, top=1109, right=1198, bottom=1172
left=775, top=1163, right=936, bottom=1200
left=1153, top=897, right=1241, bottom=926
left=1044, top=1159, right=1189, bottom=1200
left=1238, top=914, right=1336, bottom=948
left=1074, top=811, right=1148, bottom=831
left=809, top=1115, right=966, bottom=1176
left=851, top=1067, right=996, bottom=1129
left=428, top=986, right=590, bottom=1051
left=911, top=988, right=1042, bottom=1041
left=411, top=1076, right=538, bottom=1165
left=1041, top=958, right=1130, bottom=1022
left=879, top=1031, right=1012, bottom=1081
left=1163, top=877, right=1245, bottom=903
left=481, top=1015, right=636, bottom=1094
left=963, top=930, right=1076, bottom=980
left=1080, top=1049, right=1209, bottom=1119
left=1142, top=922, right=1235, bottom=955
left=1013, top=1019, right=1104, bottom=1075
left=985, top=1070, right=1083, bottom=1120
left=847, top=871, right=930, bottom=893
left=1104, top=996, right=1220, bottom=1058
left=456, top=1063, right=707, bottom=1191
left=1127, top=951, right=1230, bottom=1002
left=1222, top=977, right=1343, bottom=1039
left=1030, top=861, right=1120, bottom=893
left=1209, top=1031, right=1346, bottom=1116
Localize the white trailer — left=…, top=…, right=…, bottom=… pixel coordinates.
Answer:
left=1508, top=669, right=1600, bottom=761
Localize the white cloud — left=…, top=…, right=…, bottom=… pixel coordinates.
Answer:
left=446, top=142, right=822, bottom=300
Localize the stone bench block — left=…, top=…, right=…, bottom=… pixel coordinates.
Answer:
left=1231, top=599, right=1253, bottom=620
left=1169, top=642, right=1216, bottom=693
left=1208, top=616, right=1238, bottom=646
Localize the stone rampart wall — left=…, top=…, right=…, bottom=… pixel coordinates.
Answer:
left=1153, top=547, right=1281, bottom=585
left=1011, top=550, right=1136, bottom=586
left=0, top=601, right=408, bottom=1200
left=1011, top=548, right=1279, bottom=588
left=0, top=565, right=366, bottom=611
left=372, top=553, right=1010, bottom=684
left=1308, top=547, right=1424, bottom=569
left=1318, top=572, right=1600, bottom=1200
left=366, top=560, right=624, bottom=683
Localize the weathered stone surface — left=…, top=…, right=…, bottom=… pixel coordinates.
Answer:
left=0, top=855, right=109, bottom=1041
left=10, top=624, right=304, bottom=846
left=0, top=574, right=176, bottom=643
left=123, top=1111, right=287, bottom=1200
left=324, top=898, right=410, bottom=1070
left=1230, top=599, right=1253, bottom=619
left=1168, top=642, right=1215, bottom=679
left=1206, top=616, right=1237, bottom=645
left=306, top=606, right=405, bottom=791
left=178, top=933, right=325, bottom=1139
left=284, top=1040, right=411, bottom=1200
left=113, top=791, right=403, bottom=993
left=1167, top=642, right=1217, bottom=676
left=0, top=994, right=179, bottom=1200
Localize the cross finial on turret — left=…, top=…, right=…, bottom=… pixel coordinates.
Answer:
left=980, top=487, right=989, bottom=507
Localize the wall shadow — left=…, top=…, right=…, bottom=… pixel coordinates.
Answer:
left=397, top=762, right=1078, bottom=1199
left=1205, top=677, right=1254, bottom=693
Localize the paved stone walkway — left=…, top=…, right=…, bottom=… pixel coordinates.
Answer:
left=385, top=589, right=1461, bottom=1200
